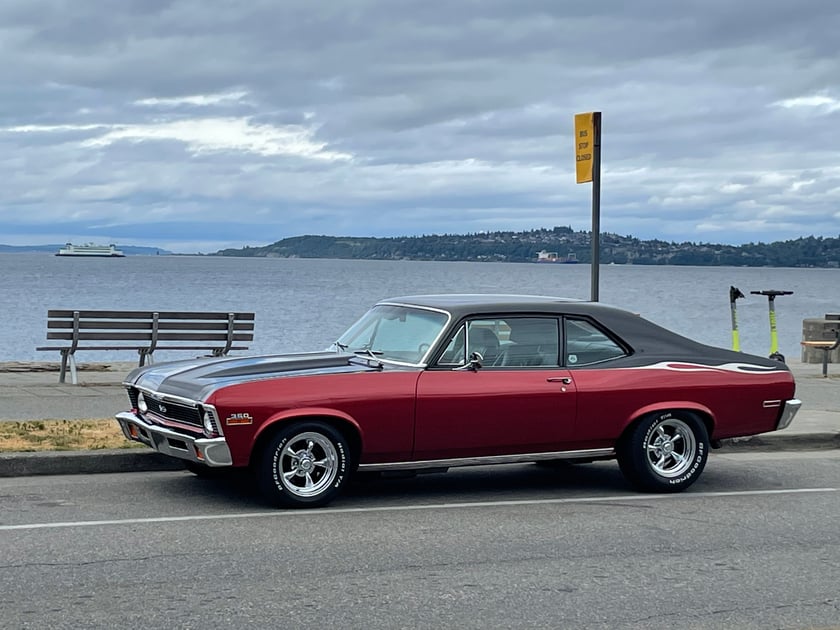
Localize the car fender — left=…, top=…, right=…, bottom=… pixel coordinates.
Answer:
left=623, top=401, right=715, bottom=434
left=250, top=407, right=364, bottom=460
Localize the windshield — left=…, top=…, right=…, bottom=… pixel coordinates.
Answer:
left=332, top=304, right=449, bottom=364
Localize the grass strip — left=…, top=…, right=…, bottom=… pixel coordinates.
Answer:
left=0, top=419, right=144, bottom=452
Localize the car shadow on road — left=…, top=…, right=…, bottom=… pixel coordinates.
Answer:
left=152, top=453, right=800, bottom=511
left=158, top=461, right=634, bottom=510
left=341, top=461, right=632, bottom=505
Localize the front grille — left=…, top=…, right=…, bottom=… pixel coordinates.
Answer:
left=145, top=397, right=202, bottom=426
left=129, top=387, right=203, bottom=428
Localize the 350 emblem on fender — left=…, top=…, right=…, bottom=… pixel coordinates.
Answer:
left=226, top=413, right=254, bottom=426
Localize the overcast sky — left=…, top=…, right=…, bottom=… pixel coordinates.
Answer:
left=1, top=0, right=839, bottom=253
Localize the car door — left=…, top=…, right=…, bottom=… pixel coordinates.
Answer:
left=413, top=316, right=577, bottom=460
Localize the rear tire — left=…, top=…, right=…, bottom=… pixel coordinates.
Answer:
left=618, top=411, right=709, bottom=493
left=257, top=421, right=351, bottom=508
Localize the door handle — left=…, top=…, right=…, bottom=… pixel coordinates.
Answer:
left=546, top=377, right=573, bottom=384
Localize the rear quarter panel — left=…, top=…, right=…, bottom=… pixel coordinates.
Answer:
left=571, top=361, right=796, bottom=445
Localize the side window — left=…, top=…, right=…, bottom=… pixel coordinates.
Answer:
left=564, top=318, right=626, bottom=366
left=466, top=320, right=506, bottom=366
left=493, top=318, right=559, bottom=367
left=437, top=320, right=508, bottom=367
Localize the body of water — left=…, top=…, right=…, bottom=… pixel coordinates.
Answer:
left=2, top=253, right=837, bottom=364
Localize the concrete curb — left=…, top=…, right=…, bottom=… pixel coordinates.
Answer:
left=0, top=449, right=185, bottom=477
left=1, top=433, right=838, bottom=478
left=718, top=432, right=840, bottom=452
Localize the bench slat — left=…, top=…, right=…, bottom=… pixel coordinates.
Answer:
left=47, top=321, right=255, bottom=331
left=47, top=310, right=254, bottom=320
left=37, top=345, right=251, bottom=352
left=47, top=332, right=253, bottom=342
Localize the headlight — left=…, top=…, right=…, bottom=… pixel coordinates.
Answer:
left=137, top=392, right=148, bottom=413
left=203, top=410, right=217, bottom=435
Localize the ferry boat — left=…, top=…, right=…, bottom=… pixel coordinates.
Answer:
left=535, top=250, right=578, bottom=263
left=56, top=243, right=125, bottom=257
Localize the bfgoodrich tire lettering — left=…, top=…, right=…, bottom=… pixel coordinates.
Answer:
left=257, top=421, right=351, bottom=508
left=618, top=411, right=709, bottom=493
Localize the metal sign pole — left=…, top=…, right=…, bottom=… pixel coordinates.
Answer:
left=575, top=111, right=603, bottom=302
left=590, top=112, right=602, bottom=302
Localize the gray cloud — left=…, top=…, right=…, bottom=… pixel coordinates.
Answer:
left=1, top=0, right=839, bottom=251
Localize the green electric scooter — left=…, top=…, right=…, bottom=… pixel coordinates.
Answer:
left=729, top=286, right=745, bottom=351
left=750, top=289, right=794, bottom=362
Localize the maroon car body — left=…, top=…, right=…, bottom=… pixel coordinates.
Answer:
left=116, top=295, right=800, bottom=507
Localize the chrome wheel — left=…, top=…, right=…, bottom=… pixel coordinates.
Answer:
left=277, top=431, right=339, bottom=498
left=617, top=411, right=709, bottom=493
left=645, top=419, right=697, bottom=478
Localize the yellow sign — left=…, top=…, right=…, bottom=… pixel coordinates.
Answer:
left=574, top=112, right=594, bottom=183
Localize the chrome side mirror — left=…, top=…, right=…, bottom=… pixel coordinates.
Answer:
left=454, top=351, right=483, bottom=371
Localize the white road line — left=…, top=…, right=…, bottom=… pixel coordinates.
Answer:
left=1, top=487, right=836, bottom=532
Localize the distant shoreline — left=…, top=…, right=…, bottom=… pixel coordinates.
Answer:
left=213, top=229, right=840, bottom=268
left=5, top=227, right=840, bottom=267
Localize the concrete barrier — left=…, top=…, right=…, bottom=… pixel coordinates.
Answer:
left=801, top=315, right=840, bottom=363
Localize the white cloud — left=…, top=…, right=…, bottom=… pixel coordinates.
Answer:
left=773, top=94, right=840, bottom=113
left=134, top=91, right=250, bottom=107
left=82, top=118, right=352, bottom=160
left=5, top=118, right=352, bottom=160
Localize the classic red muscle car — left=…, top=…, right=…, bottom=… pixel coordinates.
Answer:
left=116, top=295, right=800, bottom=508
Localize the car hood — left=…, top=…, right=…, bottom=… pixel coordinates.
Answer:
left=124, top=351, right=381, bottom=402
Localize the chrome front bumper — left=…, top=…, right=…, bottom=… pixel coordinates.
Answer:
left=776, top=398, right=802, bottom=431
left=116, top=411, right=233, bottom=466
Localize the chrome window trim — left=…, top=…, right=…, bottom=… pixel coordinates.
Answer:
left=364, top=302, right=453, bottom=367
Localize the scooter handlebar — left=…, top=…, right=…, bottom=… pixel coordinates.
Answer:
left=750, top=290, right=794, bottom=297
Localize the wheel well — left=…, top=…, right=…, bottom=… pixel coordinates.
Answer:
left=248, top=416, right=362, bottom=469
left=618, top=408, right=713, bottom=451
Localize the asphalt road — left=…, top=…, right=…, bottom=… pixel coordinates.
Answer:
left=2, top=451, right=839, bottom=629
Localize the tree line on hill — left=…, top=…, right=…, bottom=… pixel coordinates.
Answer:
left=215, top=227, right=840, bottom=268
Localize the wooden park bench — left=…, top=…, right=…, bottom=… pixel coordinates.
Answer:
left=36, top=310, right=255, bottom=384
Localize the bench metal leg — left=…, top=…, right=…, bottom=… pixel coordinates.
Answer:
left=59, top=350, right=69, bottom=384
left=822, top=348, right=830, bottom=378
left=58, top=351, right=78, bottom=385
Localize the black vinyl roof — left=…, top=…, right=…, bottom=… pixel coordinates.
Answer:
left=380, top=294, right=624, bottom=319
left=377, top=293, right=782, bottom=369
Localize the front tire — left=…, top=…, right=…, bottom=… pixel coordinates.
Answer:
left=257, top=421, right=351, bottom=508
left=618, top=411, right=709, bottom=493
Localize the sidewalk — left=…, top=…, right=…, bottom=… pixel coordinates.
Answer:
left=0, top=360, right=838, bottom=477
